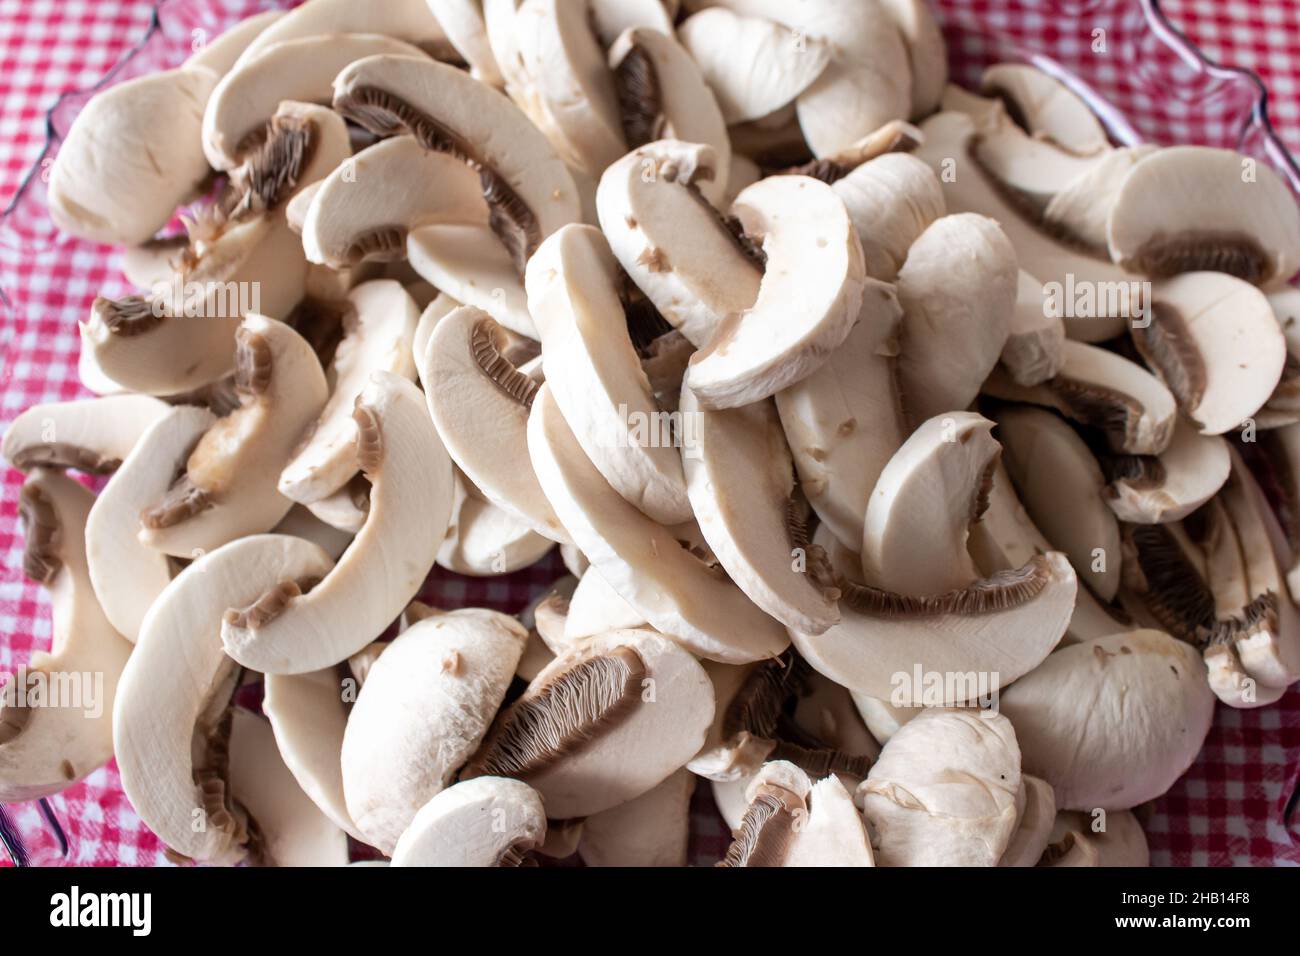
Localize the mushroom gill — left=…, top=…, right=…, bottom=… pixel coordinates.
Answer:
left=8, top=443, right=122, bottom=475
left=717, top=782, right=805, bottom=867
left=18, top=483, right=63, bottom=586
left=1131, top=305, right=1209, bottom=422
left=1042, top=376, right=1151, bottom=453
left=837, top=555, right=1056, bottom=617
left=1120, top=523, right=1216, bottom=645
left=1128, top=231, right=1268, bottom=285
left=612, top=42, right=665, bottom=148
left=470, top=316, right=540, bottom=408
left=91, top=295, right=164, bottom=338
left=351, top=399, right=385, bottom=474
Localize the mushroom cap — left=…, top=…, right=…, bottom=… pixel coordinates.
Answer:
left=420, top=305, right=569, bottom=542
left=997, top=774, right=1056, bottom=867
left=980, top=64, right=1110, bottom=157
left=86, top=405, right=216, bottom=641
left=184, top=9, right=285, bottom=77
left=1107, top=145, right=1300, bottom=286
left=999, top=629, right=1215, bottom=810
left=995, top=404, right=1121, bottom=602
left=830, top=152, right=946, bottom=281
left=784, top=772, right=875, bottom=867
left=578, top=767, right=695, bottom=867
left=1105, top=419, right=1231, bottom=524
left=1039, top=808, right=1149, bottom=867
left=279, top=280, right=420, bottom=504
left=857, top=708, right=1021, bottom=866
left=406, top=222, right=539, bottom=337
left=341, top=609, right=527, bottom=854
left=564, top=567, right=647, bottom=643
left=391, top=776, right=547, bottom=866
left=1137, top=271, right=1286, bottom=436
left=437, top=470, right=555, bottom=575
left=878, top=0, right=947, bottom=120
left=222, top=371, right=454, bottom=673
left=526, top=223, right=692, bottom=525
left=773, top=279, right=906, bottom=550
left=1, top=394, right=169, bottom=474
left=202, top=33, right=429, bottom=170
left=971, top=123, right=1104, bottom=212
left=1000, top=269, right=1065, bottom=387
left=894, top=212, right=1018, bottom=423
left=686, top=174, right=867, bottom=408
left=680, top=386, right=839, bottom=633
left=467, top=628, right=714, bottom=819
left=115, top=534, right=334, bottom=863
left=528, top=383, right=791, bottom=663
left=237, top=0, right=452, bottom=66
left=0, top=471, right=132, bottom=803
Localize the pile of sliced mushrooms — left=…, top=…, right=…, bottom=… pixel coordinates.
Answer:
left=3, top=0, right=1299, bottom=868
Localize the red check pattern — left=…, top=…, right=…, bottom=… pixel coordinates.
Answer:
left=1, top=0, right=1298, bottom=867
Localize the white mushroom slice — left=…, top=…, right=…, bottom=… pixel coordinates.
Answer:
left=517, top=629, right=556, bottom=682
left=437, top=472, right=555, bottom=575
left=984, top=339, right=1177, bottom=455
left=862, top=412, right=998, bottom=596
left=203, top=34, right=428, bottom=170
left=237, top=0, right=451, bottom=65
left=115, top=534, right=334, bottom=864
left=428, top=0, right=504, bottom=85
left=271, top=504, right=355, bottom=561
left=564, top=568, right=647, bottom=642
left=857, top=709, right=1020, bottom=866
left=971, top=125, right=1103, bottom=211
left=279, top=280, right=419, bottom=504
left=420, top=306, right=570, bottom=542
left=1135, top=272, right=1286, bottom=436
left=686, top=175, right=867, bottom=408
left=523, top=575, right=577, bottom=650
left=0, top=471, right=132, bottom=802
left=86, top=405, right=215, bottom=641
left=559, top=542, right=590, bottom=578
left=590, top=0, right=675, bottom=44
left=1039, top=809, right=1149, bottom=867
left=462, top=628, right=714, bottom=819
left=790, top=670, right=882, bottom=767
left=1107, top=146, right=1300, bottom=286
left=529, top=384, right=790, bottom=663
left=997, top=775, right=1056, bottom=867
left=185, top=10, right=285, bottom=77
left=227, top=708, right=350, bottom=866
left=894, top=212, right=1018, bottom=423
left=334, top=53, right=580, bottom=278
left=596, top=140, right=761, bottom=348
left=995, top=405, right=1121, bottom=601
left=341, top=609, right=526, bottom=853
left=1000, top=270, right=1065, bottom=387
left=579, top=768, right=694, bottom=867
left=878, top=0, right=946, bottom=119
left=1103, top=420, right=1231, bottom=524
left=391, top=776, right=546, bottom=866
left=680, top=388, right=839, bottom=632
left=677, top=8, right=830, bottom=124
left=914, top=111, right=1140, bottom=342
left=304, top=477, right=370, bottom=534
left=263, top=666, right=366, bottom=841
left=1041, top=146, right=1157, bottom=251
left=848, top=692, right=916, bottom=745
left=608, top=27, right=732, bottom=206
left=413, top=292, right=462, bottom=361
left=405, top=222, right=537, bottom=337
left=773, top=280, right=906, bottom=550
left=138, top=316, right=329, bottom=558
left=526, top=224, right=691, bottom=524
left=47, top=68, right=217, bottom=245
left=221, top=373, right=450, bottom=673
left=1000, top=629, right=1214, bottom=810
left=830, top=152, right=946, bottom=281
left=2, top=394, right=168, bottom=473
left=980, top=64, right=1109, bottom=156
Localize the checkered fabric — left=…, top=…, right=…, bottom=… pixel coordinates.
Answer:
left=1, top=0, right=1298, bottom=867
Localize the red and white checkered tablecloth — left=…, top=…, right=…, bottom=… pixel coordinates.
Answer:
left=1, top=0, right=1298, bottom=867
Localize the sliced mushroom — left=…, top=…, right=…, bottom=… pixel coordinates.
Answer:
left=86, top=405, right=215, bottom=641
left=341, top=609, right=526, bottom=853
left=980, top=64, right=1109, bottom=156
left=998, top=629, right=1215, bottom=810
left=270, top=504, right=355, bottom=561
left=304, top=475, right=370, bottom=534
left=391, top=776, right=546, bottom=866
left=202, top=33, right=428, bottom=170
left=138, top=315, right=329, bottom=557
left=971, top=123, right=1106, bottom=212
left=895, top=213, right=1018, bottom=423
left=236, top=0, right=452, bottom=66
left=993, top=774, right=1056, bottom=867
left=1038, top=809, right=1148, bottom=867
left=279, top=280, right=419, bottom=504
left=686, top=174, right=867, bottom=408
left=1102, top=419, right=1231, bottom=524
left=527, top=224, right=691, bottom=524
left=1107, top=146, right=1300, bottom=286
left=848, top=691, right=916, bottom=746
left=1134, top=272, right=1286, bottom=436
left=114, top=534, right=334, bottom=864
left=413, top=292, right=462, bottom=362
left=428, top=0, right=505, bottom=85
left=1000, top=270, right=1065, bottom=387
left=528, top=383, right=790, bottom=663
left=773, top=280, right=906, bottom=550
left=1040, top=146, right=1157, bottom=251
left=0, top=471, right=132, bottom=802
left=420, top=305, right=570, bottom=542
left=463, top=627, right=714, bottom=818
left=226, top=708, right=350, bottom=866
left=2, top=394, right=168, bottom=474
left=878, top=0, right=947, bottom=119
left=995, top=404, right=1122, bottom=601
left=564, top=567, right=647, bottom=643
left=857, top=708, right=1021, bottom=866
left=437, top=471, right=555, bottom=575
left=578, top=768, right=694, bottom=867
left=222, top=371, right=454, bottom=673
left=829, top=152, right=946, bottom=282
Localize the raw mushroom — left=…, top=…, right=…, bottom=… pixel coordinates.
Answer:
left=1038, top=809, right=1149, bottom=867
left=0, top=471, right=132, bottom=802
left=391, top=776, right=547, bottom=866
left=437, top=471, right=556, bottom=575
left=114, top=534, right=334, bottom=864
left=528, top=383, right=791, bottom=663
left=235, top=0, right=452, bottom=66
left=427, top=0, right=505, bottom=86
left=222, top=372, right=454, bottom=674
left=271, top=504, right=355, bottom=561
left=829, top=152, right=946, bottom=282
left=462, top=627, right=715, bottom=818
left=878, top=0, right=947, bottom=119
left=305, top=475, right=370, bottom=534
left=1040, top=146, right=1157, bottom=251
left=999, top=270, right=1065, bottom=387
left=980, top=64, right=1110, bottom=156
left=857, top=708, right=1021, bottom=866
left=848, top=692, right=916, bottom=746
left=970, top=123, right=1106, bottom=212
left=998, top=629, right=1215, bottom=810
left=1102, top=419, right=1231, bottom=524
left=1, top=394, right=169, bottom=474
left=578, top=768, right=694, bottom=867
left=184, top=10, right=286, bottom=78
left=564, top=568, right=648, bottom=643
left=138, top=315, right=329, bottom=558
left=997, top=775, right=1056, bottom=867
left=341, top=609, right=526, bottom=854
